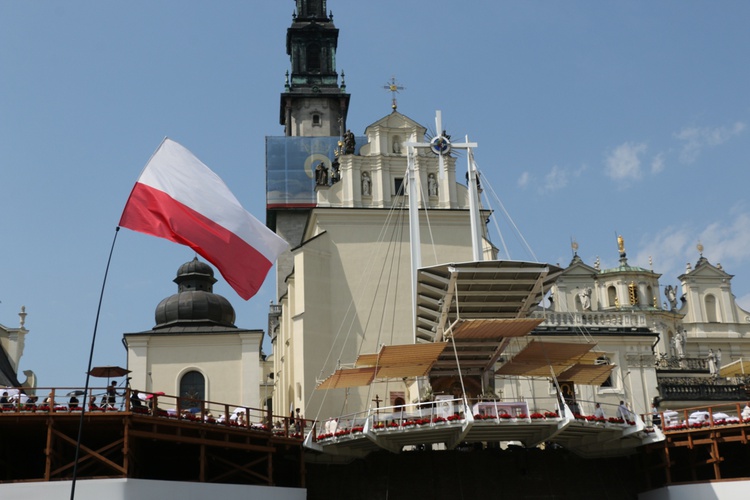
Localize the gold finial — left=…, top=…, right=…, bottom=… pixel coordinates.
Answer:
left=697, top=241, right=704, bottom=256
left=571, top=239, right=579, bottom=254
left=383, top=76, right=405, bottom=111
left=617, top=234, right=625, bottom=255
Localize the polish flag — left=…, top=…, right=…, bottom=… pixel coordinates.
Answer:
left=119, top=138, right=288, bottom=300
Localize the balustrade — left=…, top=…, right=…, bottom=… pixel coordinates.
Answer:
left=531, top=310, right=648, bottom=329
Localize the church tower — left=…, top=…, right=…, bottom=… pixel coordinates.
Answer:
left=280, top=0, right=350, bottom=137
left=268, top=0, right=357, bottom=303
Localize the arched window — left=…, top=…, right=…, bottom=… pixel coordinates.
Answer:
left=705, top=294, right=720, bottom=322
left=179, top=370, right=205, bottom=409
left=607, top=286, right=618, bottom=308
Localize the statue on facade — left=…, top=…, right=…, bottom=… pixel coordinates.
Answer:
left=343, top=129, right=356, bottom=155
left=578, top=287, right=592, bottom=311
left=665, top=285, right=678, bottom=310
left=672, top=331, right=686, bottom=358
left=707, top=349, right=718, bottom=378
left=617, top=234, right=625, bottom=255
left=330, top=158, right=340, bottom=184
left=428, top=173, right=438, bottom=197
left=361, top=172, right=371, bottom=196
left=315, top=162, right=328, bottom=186
left=392, top=136, right=402, bottom=154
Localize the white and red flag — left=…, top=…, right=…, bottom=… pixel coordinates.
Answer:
left=119, top=138, right=288, bottom=300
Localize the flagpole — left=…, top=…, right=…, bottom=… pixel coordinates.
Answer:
left=70, top=226, right=121, bottom=500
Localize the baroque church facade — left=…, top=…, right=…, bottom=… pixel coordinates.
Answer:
left=265, top=0, right=750, bottom=424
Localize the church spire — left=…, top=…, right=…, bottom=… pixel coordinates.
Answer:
left=280, top=0, right=350, bottom=136
left=295, top=0, right=329, bottom=21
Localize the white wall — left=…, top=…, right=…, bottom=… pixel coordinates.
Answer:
left=0, top=478, right=305, bottom=500
left=640, top=480, right=750, bottom=500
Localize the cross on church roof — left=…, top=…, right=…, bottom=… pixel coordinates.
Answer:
left=406, top=110, right=477, bottom=179
left=383, top=76, right=405, bottom=111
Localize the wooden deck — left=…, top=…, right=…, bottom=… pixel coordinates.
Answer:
left=0, top=394, right=305, bottom=487
left=643, top=403, right=750, bottom=487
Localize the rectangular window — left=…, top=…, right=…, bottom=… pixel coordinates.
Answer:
left=394, top=177, right=404, bottom=195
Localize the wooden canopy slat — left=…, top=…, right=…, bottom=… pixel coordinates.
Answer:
left=558, top=363, right=616, bottom=386
left=316, top=367, right=376, bottom=390
left=495, top=341, right=598, bottom=377
left=509, top=340, right=597, bottom=364
left=719, top=358, right=750, bottom=377
left=496, top=362, right=572, bottom=377
left=354, top=343, right=447, bottom=369
left=377, top=343, right=447, bottom=365
left=451, top=318, right=544, bottom=340
left=376, top=364, right=433, bottom=378
left=354, top=354, right=379, bottom=368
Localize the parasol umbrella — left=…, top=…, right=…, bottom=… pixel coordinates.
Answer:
left=88, top=366, right=131, bottom=386
left=66, top=390, right=86, bottom=397
left=145, top=391, right=165, bottom=400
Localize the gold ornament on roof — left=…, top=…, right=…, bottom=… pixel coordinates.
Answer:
left=617, top=234, right=625, bottom=254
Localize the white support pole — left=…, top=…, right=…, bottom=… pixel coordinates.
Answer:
left=466, top=142, right=483, bottom=262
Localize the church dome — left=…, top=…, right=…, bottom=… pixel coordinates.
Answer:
left=154, top=257, right=236, bottom=329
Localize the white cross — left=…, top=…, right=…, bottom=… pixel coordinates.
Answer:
left=403, top=110, right=478, bottom=341
left=406, top=110, right=477, bottom=180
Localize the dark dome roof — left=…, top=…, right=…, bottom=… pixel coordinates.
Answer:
left=153, top=257, right=236, bottom=329
left=176, top=258, right=216, bottom=280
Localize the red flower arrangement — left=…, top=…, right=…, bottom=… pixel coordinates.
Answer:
left=498, top=413, right=512, bottom=419
left=387, top=421, right=399, bottom=428
left=374, top=422, right=385, bottom=429
left=352, top=426, right=364, bottom=433
left=544, top=411, right=558, bottom=418
left=516, top=413, right=528, bottom=419
left=608, top=417, right=625, bottom=424
left=447, top=414, right=464, bottom=422
left=665, top=423, right=687, bottom=431
left=530, top=412, right=545, bottom=419
left=433, top=416, right=446, bottom=423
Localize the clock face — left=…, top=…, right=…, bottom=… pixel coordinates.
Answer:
left=430, top=135, right=451, bottom=156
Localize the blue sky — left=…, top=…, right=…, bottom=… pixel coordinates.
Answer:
left=1, top=1, right=749, bottom=390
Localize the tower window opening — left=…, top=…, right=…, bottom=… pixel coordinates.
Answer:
left=394, top=177, right=404, bottom=196
left=607, top=286, right=617, bottom=308
left=307, top=43, right=321, bottom=73
left=312, top=113, right=321, bottom=126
